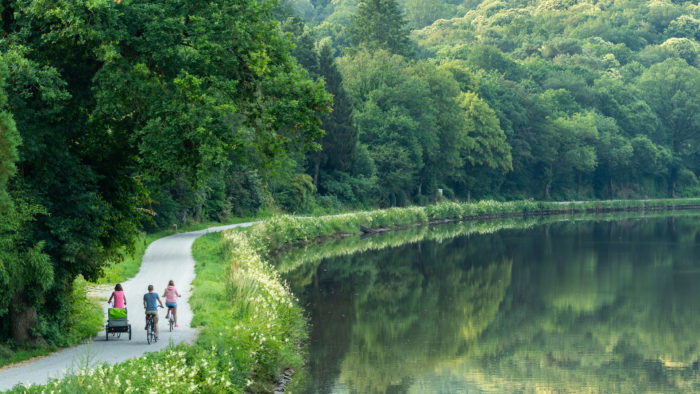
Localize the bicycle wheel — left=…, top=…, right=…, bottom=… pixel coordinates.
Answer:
left=146, top=321, right=152, bottom=344
left=169, top=317, right=174, bottom=332
left=128, top=324, right=132, bottom=340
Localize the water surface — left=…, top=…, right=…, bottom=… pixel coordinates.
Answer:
left=284, top=214, right=700, bottom=393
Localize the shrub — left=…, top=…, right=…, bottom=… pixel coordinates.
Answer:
left=64, top=276, right=103, bottom=346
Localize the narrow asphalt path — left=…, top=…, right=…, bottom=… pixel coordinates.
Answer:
left=0, top=222, right=257, bottom=391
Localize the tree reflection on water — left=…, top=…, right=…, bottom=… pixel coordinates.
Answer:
left=284, top=215, right=700, bottom=393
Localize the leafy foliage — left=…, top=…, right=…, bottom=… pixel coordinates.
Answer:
left=0, top=0, right=329, bottom=344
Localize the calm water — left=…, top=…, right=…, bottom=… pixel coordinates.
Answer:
left=284, top=215, right=700, bottom=393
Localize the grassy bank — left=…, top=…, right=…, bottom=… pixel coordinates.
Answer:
left=8, top=231, right=305, bottom=392
left=275, top=209, right=700, bottom=279
left=249, top=198, right=700, bottom=255
left=7, top=198, right=699, bottom=392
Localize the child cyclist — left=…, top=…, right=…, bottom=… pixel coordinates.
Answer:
left=143, top=284, right=164, bottom=339
left=108, top=283, right=126, bottom=308
left=162, top=280, right=181, bottom=327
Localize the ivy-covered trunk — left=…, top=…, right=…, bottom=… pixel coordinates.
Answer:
left=9, top=297, right=38, bottom=345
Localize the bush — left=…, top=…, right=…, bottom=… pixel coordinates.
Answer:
left=64, top=276, right=103, bottom=346
left=275, top=174, right=316, bottom=213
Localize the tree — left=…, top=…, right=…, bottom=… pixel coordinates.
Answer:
left=457, top=92, right=512, bottom=201
left=403, top=0, right=452, bottom=29
left=340, top=50, right=475, bottom=204
left=665, top=15, right=700, bottom=41
left=340, top=50, right=425, bottom=205
left=0, top=57, right=52, bottom=343
left=281, top=16, right=320, bottom=75
left=466, top=46, right=524, bottom=81
left=592, top=76, right=659, bottom=139
left=403, top=61, right=466, bottom=201
left=593, top=115, right=633, bottom=198
left=630, top=135, right=672, bottom=193
left=0, top=61, right=17, bottom=208
left=348, top=0, right=413, bottom=57
left=549, top=113, right=599, bottom=197
left=314, top=40, right=357, bottom=187
left=637, top=58, right=700, bottom=196
left=659, top=37, right=699, bottom=66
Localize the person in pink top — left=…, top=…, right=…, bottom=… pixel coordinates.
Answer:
left=162, top=280, right=181, bottom=327
left=108, top=283, right=127, bottom=309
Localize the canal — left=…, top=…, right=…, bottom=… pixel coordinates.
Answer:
left=282, top=214, right=700, bottom=393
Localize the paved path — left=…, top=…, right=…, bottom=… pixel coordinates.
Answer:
left=0, top=222, right=257, bottom=391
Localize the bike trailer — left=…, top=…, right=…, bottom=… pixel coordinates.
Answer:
left=106, top=308, right=131, bottom=340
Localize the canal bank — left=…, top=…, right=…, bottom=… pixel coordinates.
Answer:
left=8, top=199, right=699, bottom=392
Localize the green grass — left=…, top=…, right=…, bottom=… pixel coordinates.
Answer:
left=0, top=345, right=55, bottom=369
left=191, top=231, right=307, bottom=391
left=189, top=232, right=231, bottom=332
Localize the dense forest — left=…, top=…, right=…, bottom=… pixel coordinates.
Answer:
left=285, top=0, right=699, bottom=205
left=0, top=0, right=698, bottom=347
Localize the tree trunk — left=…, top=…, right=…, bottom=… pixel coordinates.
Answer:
left=577, top=171, right=582, bottom=196
left=467, top=189, right=471, bottom=203
left=10, top=300, right=39, bottom=345
left=608, top=175, right=613, bottom=199
left=544, top=164, right=553, bottom=200
left=313, top=159, right=320, bottom=188
left=416, top=172, right=423, bottom=202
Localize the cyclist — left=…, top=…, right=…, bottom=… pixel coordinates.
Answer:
left=108, top=283, right=126, bottom=309
left=143, top=284, right=164, bottom=339
left=162, top=280, right=181, bottom=327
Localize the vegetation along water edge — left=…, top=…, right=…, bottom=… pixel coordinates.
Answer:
left=0, top=218, right=261, bottom=370
left=4, top=198, right=699, bottom=393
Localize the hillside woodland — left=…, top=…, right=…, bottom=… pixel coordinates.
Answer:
left=287, top=0, right=699, bottom=205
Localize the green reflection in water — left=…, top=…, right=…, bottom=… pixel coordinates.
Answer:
left=284, top=214, right=700, bottom=393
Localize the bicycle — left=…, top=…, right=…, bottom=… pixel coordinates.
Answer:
left=145, top=312, right=157, bottom=344
left=167, top=307, right=175, bottom=332
left=145, top=306, right=162, bottom=344
left=165, top=295, right=181, bottom=332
